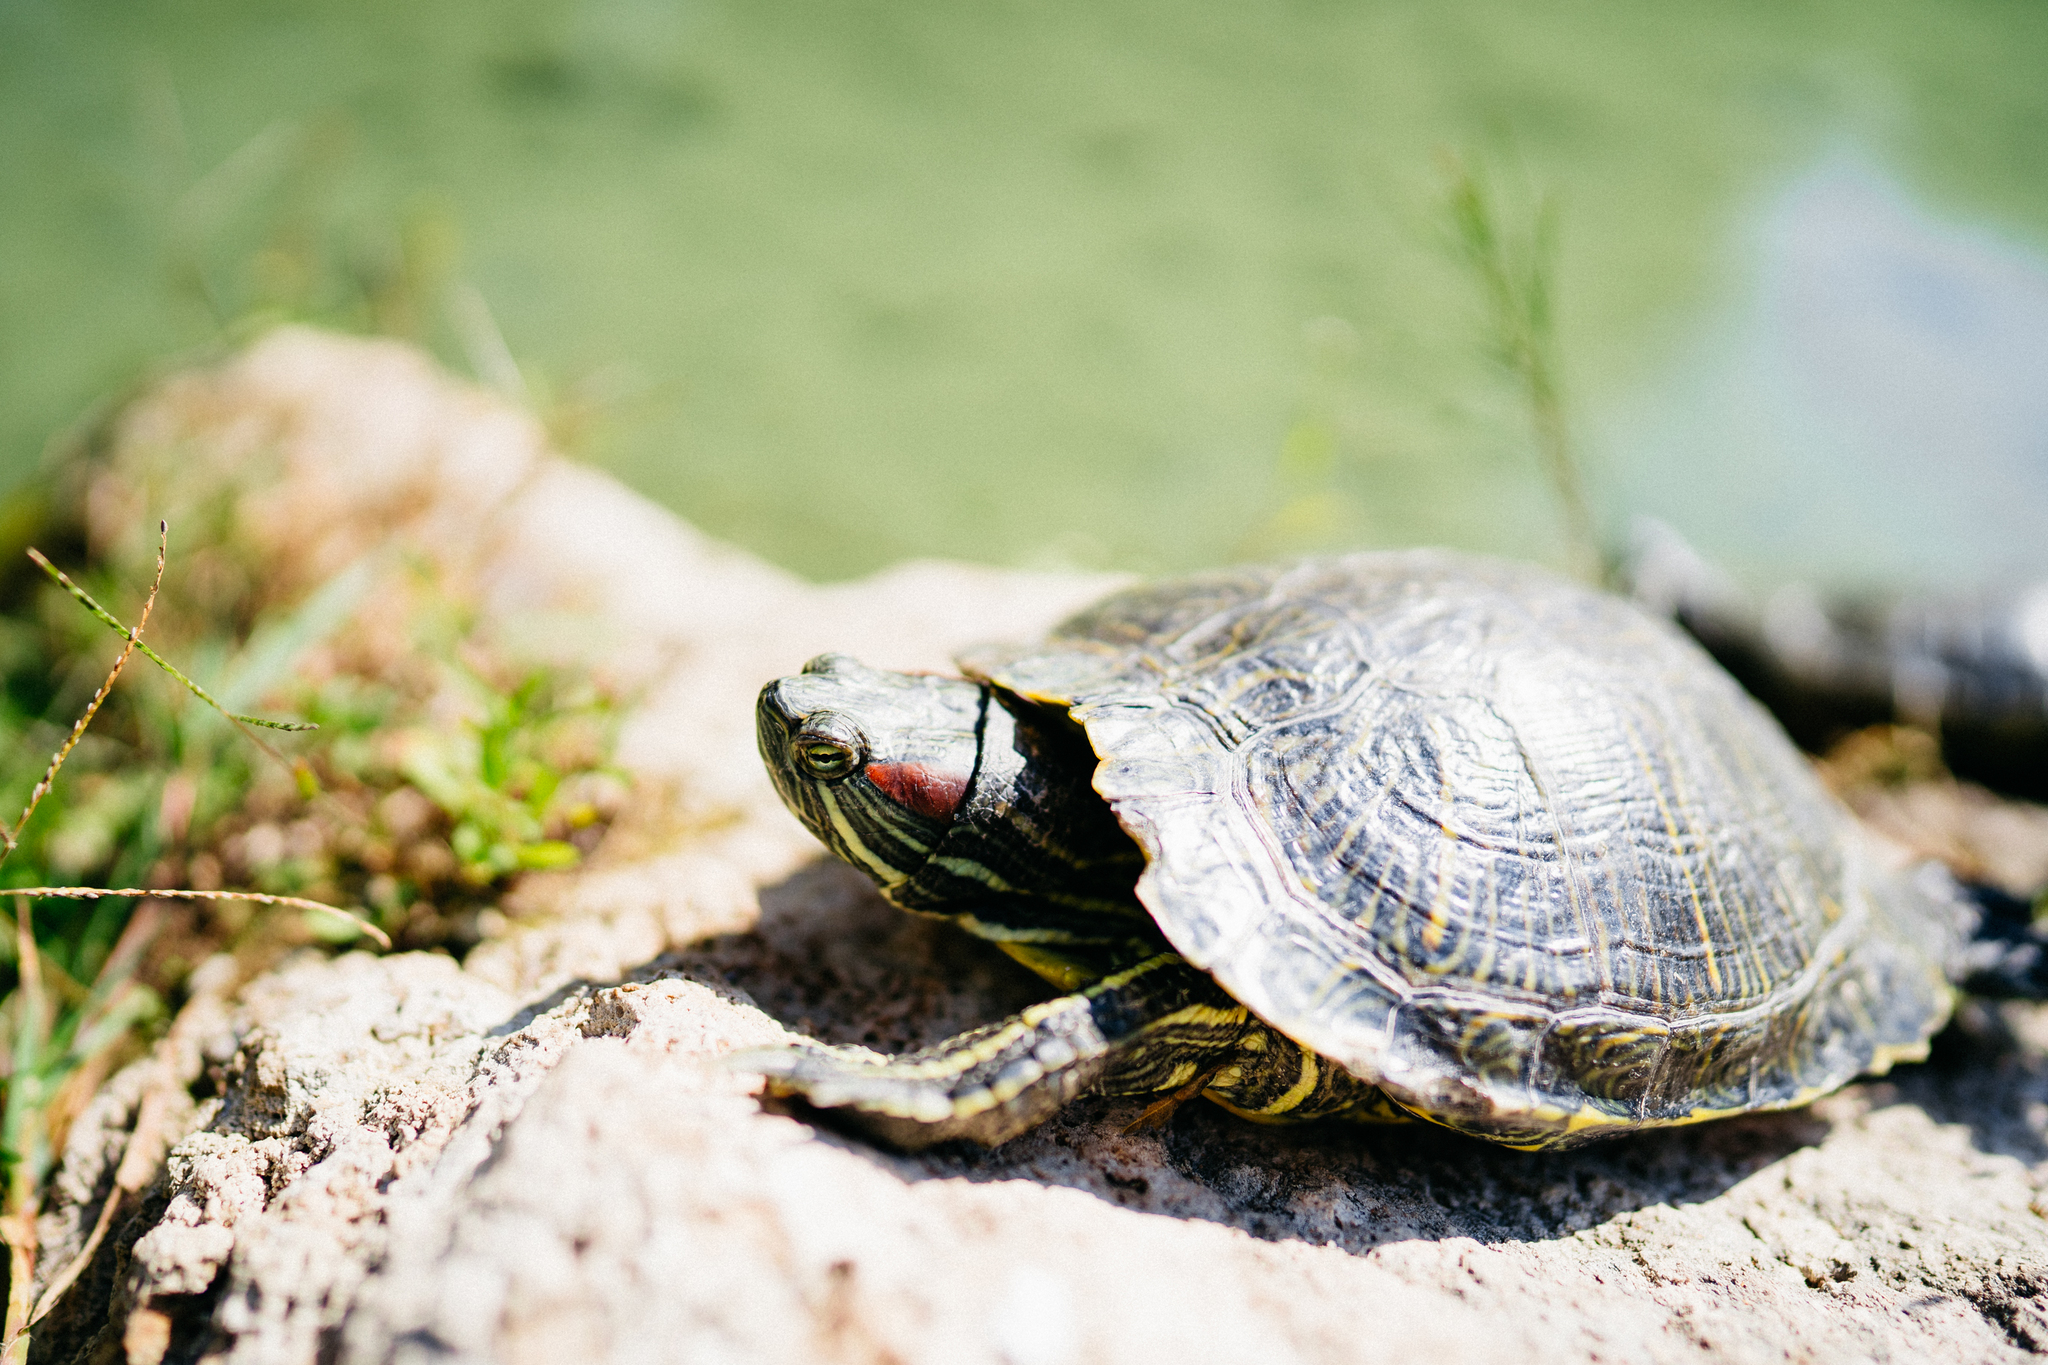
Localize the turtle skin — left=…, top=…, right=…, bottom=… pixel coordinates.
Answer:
left=963, top=551, right=1967, bottom=1148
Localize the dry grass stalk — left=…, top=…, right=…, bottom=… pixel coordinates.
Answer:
left=0, top=888, right=386, bottom=951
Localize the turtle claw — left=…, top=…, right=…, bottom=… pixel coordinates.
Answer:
left=726, top=1043, right=967, bottom=1129
left=724, top=1041, right=879, bottom=1082
left=1119, top=1067, right=1222, bottom=1134
left=726, top=1010, right=1108, bottom=1149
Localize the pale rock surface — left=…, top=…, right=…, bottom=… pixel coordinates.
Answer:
left=29, top=328, right=2048, bottom=1365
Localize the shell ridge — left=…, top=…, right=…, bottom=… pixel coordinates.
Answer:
left=1487, top=684, right=1607, bottom=1001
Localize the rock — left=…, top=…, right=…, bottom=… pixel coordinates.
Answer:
left=30, top=328, right=2048, bottom=1364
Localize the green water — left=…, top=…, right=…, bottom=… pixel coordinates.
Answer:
left=5, top=0, right=2046, bottom=580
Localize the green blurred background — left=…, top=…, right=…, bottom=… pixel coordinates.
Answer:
left=4, top=0, right=2046, bottom=586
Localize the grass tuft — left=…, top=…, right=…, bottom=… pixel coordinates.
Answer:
left=0, top=519, right=376, bottom=1358
left=0, top=497, right=627, bottom=1353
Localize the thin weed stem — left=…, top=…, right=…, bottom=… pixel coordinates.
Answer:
left=0, top=525, right=168, bottom=862
left=27, top=547, right=317, bottom=745
left=0, top=888, right=389, bottom=950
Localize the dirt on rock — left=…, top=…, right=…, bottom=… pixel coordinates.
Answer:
left=26, top=329, right=2048, bottom=1365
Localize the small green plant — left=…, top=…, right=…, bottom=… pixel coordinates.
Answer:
left=404, top=669, right=609, bottom=883
left=235, top=646, right=625, bottom=948
left=1441, top=150, right=1602, bottom=585
left=1240, top=153, right=1601, bottom=576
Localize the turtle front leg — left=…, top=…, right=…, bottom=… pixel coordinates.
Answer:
left=732, top=953, right=1251, bottom=1149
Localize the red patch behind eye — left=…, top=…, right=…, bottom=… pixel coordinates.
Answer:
left=864, top=762, right=968, bottom=822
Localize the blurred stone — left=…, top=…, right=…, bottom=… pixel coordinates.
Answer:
left=30, top=328, right=2048, bottom=1365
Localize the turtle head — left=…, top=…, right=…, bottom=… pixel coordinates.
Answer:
left=756, top=653, right=984, bottom=888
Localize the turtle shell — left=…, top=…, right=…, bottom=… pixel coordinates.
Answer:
left=964, top=552, right=1964, bottom=1147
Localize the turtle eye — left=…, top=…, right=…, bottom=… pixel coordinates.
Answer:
left=798, top=739, right=857, bottom=779
left=793, top=715, right=864, bottom=781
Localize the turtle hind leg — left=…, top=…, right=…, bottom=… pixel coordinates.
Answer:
left=1202, top=1022, right=1416, bottom=1127
left=732, top=953, right=1251, bottom=1150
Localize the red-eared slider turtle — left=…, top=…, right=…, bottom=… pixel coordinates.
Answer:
left=742, top=551, right=1998, bottom=1151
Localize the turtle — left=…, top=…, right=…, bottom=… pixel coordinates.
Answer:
left=740, top=550, right=2029, bottom=1151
